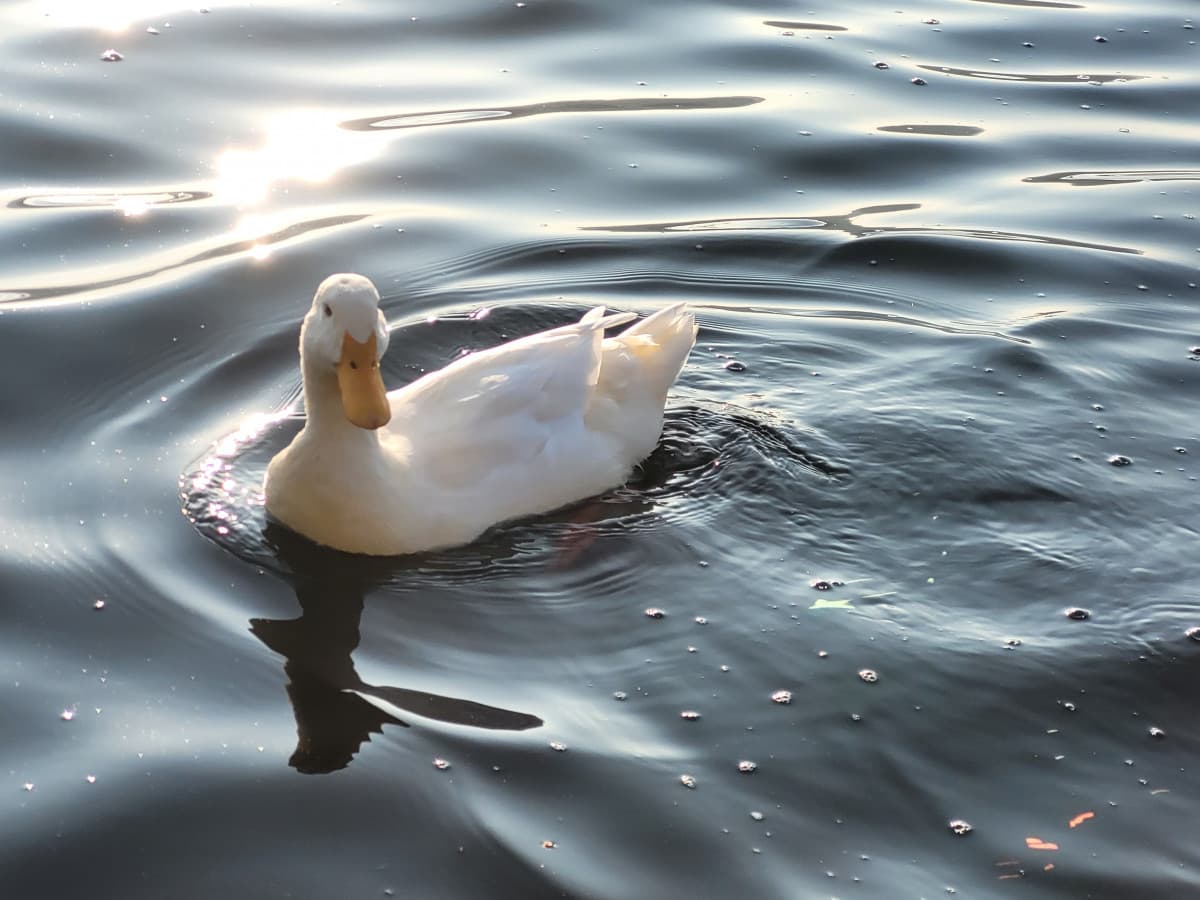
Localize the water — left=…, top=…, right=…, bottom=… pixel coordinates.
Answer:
left=2, top=1, right=1198, bottom=897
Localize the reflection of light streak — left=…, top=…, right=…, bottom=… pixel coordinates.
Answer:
left=215, top=111, right=379, bottom=206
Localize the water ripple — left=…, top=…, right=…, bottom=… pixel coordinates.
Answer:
left=340, top=95, right=763, bottom=131
left=0, top=213, right=367, bottom=307
left=918, top=65, right=1147, bottom=83
left=1024, top=169, right=1200, bottom=186
left=6, top=190, right=212, bottom=210
left=583, top=204, right=1142, bottom=255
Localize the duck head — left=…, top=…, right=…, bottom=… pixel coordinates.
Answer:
left=302, top=273, right=392, bottom=430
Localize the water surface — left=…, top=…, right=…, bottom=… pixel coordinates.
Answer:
left=2, top=1, right=1198, bottom=897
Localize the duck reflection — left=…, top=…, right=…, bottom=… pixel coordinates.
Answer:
left=250, top=522, right=542, bottom=775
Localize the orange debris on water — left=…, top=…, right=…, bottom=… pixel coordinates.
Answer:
left=1068, top=811, right=1095, bottom=828
left=1044, top=863, right=1055, bottom=872
left=1025, top=837, right=1059, bottom=851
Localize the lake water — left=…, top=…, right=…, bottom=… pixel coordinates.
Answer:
left=2, top=1, right=1198, bottom=897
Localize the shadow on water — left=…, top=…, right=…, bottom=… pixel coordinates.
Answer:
left=250, top=523, right=543, bottom=775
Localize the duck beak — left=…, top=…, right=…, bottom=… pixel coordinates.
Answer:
left=336, top=332, right=391, bottom=429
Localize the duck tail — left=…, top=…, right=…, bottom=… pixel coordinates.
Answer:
left=623, top=302, right=698, bottom=389
left=596, top=302, right=696, bottom=409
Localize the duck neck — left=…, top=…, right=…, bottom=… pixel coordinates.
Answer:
left=300, top=356, right=382, bottom=446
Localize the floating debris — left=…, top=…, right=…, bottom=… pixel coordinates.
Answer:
left=93, top=599, right=106, bottom=610
left=737, top=760, right=758, bottom=774
left=432, top=758, right=451, bottom=770
left=100, top=49, right=124, bottom=62
left=1065, top=607, right=1091, bottom=621
left=948, top=819, right=973, bottom=836
left=1148, top=726, right=1166, bottom=739
left=22, top=783, right=35, bottom=792
left=85, top=775, right=97, bottom=784
left=858, top=669, right=879, bottom=684
left=911, top=77, right=928, bottom=86
left=771, top=690, right=793, bottom=705
left=60, top=709, right=76, bottom=722
left=1069, top=811, right=1095, bottom=828
left=549, top=740, right=568, bottom=752
left=694, top=615, right=709, bottom=625
left=1186, top=627, right=1200, bottom=642
left=873, top=61, right=890, bottom=69
left=613, top=691, right=628, bottom=701
left=644, top=607, right=666, bottom=619
left=723, top=360, right=747, bottom=373
left=680, top=710, right=702, bottom=721
left=680, top=774, right=697, bottom=789
left=541, top=839, right=557, bottom=849
left=751, top=810, right=765, bottom=821
left=1108, top=454, right=1133, bottom=467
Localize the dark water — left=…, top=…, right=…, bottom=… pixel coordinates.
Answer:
left=3, top=1, right=1198, bottom=897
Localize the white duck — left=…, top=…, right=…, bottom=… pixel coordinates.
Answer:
left=264, top=273, right=697, bottom=555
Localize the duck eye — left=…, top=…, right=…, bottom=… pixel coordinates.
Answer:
left=322, top=303, right=332, bottom=317
left=349, top=360, right=358, bottom=370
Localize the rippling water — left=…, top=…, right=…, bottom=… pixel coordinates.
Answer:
left=3, top=1, right=1198, bottom=897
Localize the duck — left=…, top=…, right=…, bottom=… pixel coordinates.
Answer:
left=264, top=273, right=697, bottom=555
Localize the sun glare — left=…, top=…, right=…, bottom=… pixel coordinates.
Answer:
left=214, top=111, right=379, bottom=206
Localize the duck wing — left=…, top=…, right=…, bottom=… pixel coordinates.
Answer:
left=387, top=308, right=637, bottom=490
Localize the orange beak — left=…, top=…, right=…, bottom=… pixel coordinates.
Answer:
left=336, top=331, right=391, bottom=429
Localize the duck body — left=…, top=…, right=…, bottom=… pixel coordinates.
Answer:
left=264, top=274, right=697, bottom=556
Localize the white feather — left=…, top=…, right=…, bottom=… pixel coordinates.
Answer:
left=264, top=276, right=697, bottom=555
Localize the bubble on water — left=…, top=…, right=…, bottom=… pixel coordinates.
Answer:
left=948, top=819, right=973, bottom=836
left=720, top=664, right=730, bottom=672
left=751, top=810, right=765, bottom=821
left=771, top=690, right=793, bottom=704
left=694, top=615, right=708, bottom=625
left=723, top=360, right=747, bottom=373
left=738, top=760, right=758, bottom=773
left=687, top=645, right=697, bottom=653
left=93, top=599, right=106, bottom=610
left=1065, top=607, right=1091, bottom=621
left=100, top=49, right=124, bottom=62
left=432, top=758, right=451, bottom=770
left=644, top=607, right=666, bottom=619
left=1094, top=35, right=1108, bottom=42
left=680, top=773, right=697, bottom=789
left=858, top=669, right=879, bottom=684
left=60, top=709, right=76, bottom=721
left=1005, top=638, right=1022, bottom=647
left=911, top=77, right=927, bottom=86
left=22, top=783, right=35, bottom=792
left=874, top=61, right=890, bottom=69
left=850, top=713, right=863, bottom=722
left=549, top=740, right=568, bottom=752
left=1148, top=726, right=1166, bottom=739
left=680, top=710, right=702, bottom=721
left=1022, top=41, right=1035, bottom=47
left=817, top=650, right=828, bottom=659
left=1186, top=627, right=1200, bottom=642
left=85, top=775, right=96, bottom=784
left=1175, top=447, right=1188, bottom=454
left=613, top=691, right=628, bottom=701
